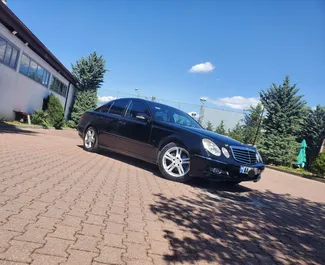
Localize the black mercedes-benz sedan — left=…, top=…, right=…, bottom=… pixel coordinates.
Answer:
left=77, top=98, right=265, bottom=183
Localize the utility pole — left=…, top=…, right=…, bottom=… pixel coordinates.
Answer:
left=199, top=97, right=207, bottom=125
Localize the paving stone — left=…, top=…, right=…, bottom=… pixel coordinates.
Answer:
left=61, top=249, right=98, bottom=265
left=14, top=226, right=49, bottom=244
left=60, top=215, right=84, bottom=228
left=94, top=245, right=125, bottom=264
left=123, top=243, right=151, bottom=261
left=103, top=221, right=124, bottom=235
left=35, top=237, right=72, bottom=258
left=70, top=235, right=100, bottom=252
left=48, top=224, right=79, bottom=241
left=78, top=223, right=102, bottom=238
left=0, top=230, right=21, bottom=249
left=125, top=231, right=148, bottom=245
left=33, top=216, right=59, bottom=230
left=84, top=214, right=106, bottom=226
left=100, top=232, right=126, bottom=249
left=30, top=254, right=66, bottom=265
left=1, top=217, right=33, bottom=233
left=0, top=240, right=42, bottom=263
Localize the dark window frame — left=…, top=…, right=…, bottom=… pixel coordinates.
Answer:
left=96, top=102, right=113, bottom=113
left=108, top=99, right=130, bottom=116
left=19, top=53, right=50, bottom=87
left=125, top=100, right=151, bottom=120
left=0, top=34, right=19, bottom=70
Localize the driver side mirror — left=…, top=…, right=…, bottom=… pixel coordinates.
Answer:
left=135, top=113, right=150, bottom=122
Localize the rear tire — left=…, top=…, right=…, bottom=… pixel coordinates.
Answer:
left=83, top=126, right=99, bottom=152
left=158, top=142, right=191, bottom=183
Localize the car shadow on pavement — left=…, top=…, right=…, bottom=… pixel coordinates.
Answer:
left=0, top=123, right=38, bottom=135
left=80, top=145, right=325, bottom=264
left=150, top=190, right=325, bottom=265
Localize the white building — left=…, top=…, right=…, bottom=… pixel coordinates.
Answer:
left=0, top=1, right=76, bottom=120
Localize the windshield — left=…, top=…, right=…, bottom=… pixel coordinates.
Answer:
left=149, top=102, right=202, bottom=129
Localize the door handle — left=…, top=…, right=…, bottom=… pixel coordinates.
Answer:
left=98, top=116, right=104, bottom=120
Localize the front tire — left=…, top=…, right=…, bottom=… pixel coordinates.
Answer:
left=158, top=142, right=191, bottom=183
left=83, top=126, right=99, bottom=152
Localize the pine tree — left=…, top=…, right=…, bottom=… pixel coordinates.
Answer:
left=70, top=52, right=107, bottom=125
left=206, top=121, right=214, bottom=131
left=228, top=122, right=244, bottom=142
left=47, top=94, right=65, bottom=129
left=242, top=103, right=264, bottom=144
left=258, top=75, right=306, bottom=166
left=301, top=105, right=325, bottom=167
left=214, top=120, right=227, bottom=135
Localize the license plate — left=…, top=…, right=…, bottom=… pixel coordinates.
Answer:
left=240, top=166, right=255, bottom=174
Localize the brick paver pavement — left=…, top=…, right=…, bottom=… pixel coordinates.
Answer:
left=0, top=126, right=325, bottom=265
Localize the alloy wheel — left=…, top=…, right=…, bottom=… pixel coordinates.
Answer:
left=84, top=128, right=96, bottom=149
left=162, top=147, right=190, bottom=178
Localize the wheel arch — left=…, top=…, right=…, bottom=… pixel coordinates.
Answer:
left=83, top=123, right=99, bottom=138
left=156, top=136, right=187, bottom=163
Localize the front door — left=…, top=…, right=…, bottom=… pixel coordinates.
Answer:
left=118, top=100, right=155, bottom=161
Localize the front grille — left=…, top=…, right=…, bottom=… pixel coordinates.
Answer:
left=230, top=146, right=257, bottom=165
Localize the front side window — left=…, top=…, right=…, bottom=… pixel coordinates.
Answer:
left=109, top=99, right=130, bottom=116
left=149, top=103, right=202, bottom=129
left=96, top=102, right=112, bottom=113
left=0, top=36, right=19, bottom=69
left=126, top=101, right=150, bottom=119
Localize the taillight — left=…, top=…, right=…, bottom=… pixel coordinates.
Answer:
left=79, top=114, right=84, bottom=123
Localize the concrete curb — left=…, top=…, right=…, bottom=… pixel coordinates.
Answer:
left=0, top=123, right=76, bottom=131
left=266, top=165, right=325, bottom=183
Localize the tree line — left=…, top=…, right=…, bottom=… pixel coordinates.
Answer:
left=206, top=76, right=325, bottom=173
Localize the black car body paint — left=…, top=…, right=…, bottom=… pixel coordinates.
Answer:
left=78, top=98, right=265, bottom=182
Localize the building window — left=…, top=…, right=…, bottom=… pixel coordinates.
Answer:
left=50, top=77, right=68, bottom=97
left=0, top=35, right=19, bottom=69
left=19, top=53, right=50, bottom=87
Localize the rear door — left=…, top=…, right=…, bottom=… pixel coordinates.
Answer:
left=97, top=99, right=130, bottom=149
left=117, top=100, right=156, bottom=161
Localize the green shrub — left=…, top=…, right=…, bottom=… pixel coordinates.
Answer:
left=31, top=110, right=50, bottom=127
left=47, top=94, right=65, bottom=129
left=65, top=120, right=76, bottom=128
left=311, top=152, right=325, bottom=177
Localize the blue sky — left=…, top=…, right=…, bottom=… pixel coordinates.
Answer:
left=8, top=0, right=325, bottom=111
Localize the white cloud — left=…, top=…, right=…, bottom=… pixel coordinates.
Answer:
left=208, top=96, right=260, bottom=110
left=98, top=96, right=116, bottom=102
left=189, top=62, right=215, bottom=73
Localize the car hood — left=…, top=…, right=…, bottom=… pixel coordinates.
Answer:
left=170, top=124, right=250, bottom=147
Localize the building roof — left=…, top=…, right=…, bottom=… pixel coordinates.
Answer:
left=0, top=2, right=77, bottom=85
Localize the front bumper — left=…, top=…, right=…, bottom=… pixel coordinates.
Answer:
left=190, top=154, right=265, bottom=182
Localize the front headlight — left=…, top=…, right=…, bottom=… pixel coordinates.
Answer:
left=256, top=151, right=263, bottom=163
left=202, top=139, right=221, bottom=156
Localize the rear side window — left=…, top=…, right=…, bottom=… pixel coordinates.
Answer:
left=126, top=101, right=150, bottom=119
left=96, top=102, right=112, bottom=113
left=109, top=99, right=130, bottom=116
